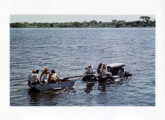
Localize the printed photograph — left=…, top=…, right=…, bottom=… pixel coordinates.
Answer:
left=10, top=15, right=155, bottom=106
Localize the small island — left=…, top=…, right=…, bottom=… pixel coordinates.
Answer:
left=10, top=16, right=155, bottom=28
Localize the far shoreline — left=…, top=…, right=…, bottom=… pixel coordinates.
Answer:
left=10, top=27, right=155, bottom=28
left=10, top=16, right=155, bottom=28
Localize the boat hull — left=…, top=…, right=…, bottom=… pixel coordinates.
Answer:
left=82, top=75, right=97, bottom=81
left=82, top=75, right=122, bottom=83
left=28, top=81, right=75, bottom=92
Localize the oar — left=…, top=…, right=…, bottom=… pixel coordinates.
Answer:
left=61, top=75, right=84, bottom=81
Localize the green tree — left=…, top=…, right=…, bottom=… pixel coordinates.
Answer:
left=140, top=16, right=151, bottom=22
left=72, top=22, right=81, bottom=27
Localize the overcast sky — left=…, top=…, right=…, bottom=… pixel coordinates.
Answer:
left=10, top=15, right=155, bottom=23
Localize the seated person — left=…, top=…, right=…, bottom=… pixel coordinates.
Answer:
left=47, top=69, right=60, bottom=83
left=84, top=64, right=94, bottom=76
left=28, top=69, right=42, bottom=85
left=117, top=68, right=124, bottom=78
left=40, top=67, right=50, bottom=83
left=97, top=62, right=103, bottom=74
left=100, top=64, right=112, bottom=78
left=35, top=70, right=43, bottom=84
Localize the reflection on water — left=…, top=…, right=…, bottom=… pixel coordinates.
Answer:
left=98, top=82, right=107, bottom=92
left=85, top=82, right=95, bottom=94
left=28, top=88, right=75, bottom=106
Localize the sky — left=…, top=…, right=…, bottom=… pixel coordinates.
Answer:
left=10, top=15, right=155, bottom=23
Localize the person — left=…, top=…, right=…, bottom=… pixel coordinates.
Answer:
left=84, top=64, right=94, bottom=76
left=97, top=62, right=103, bottom=74
left=100, top=64, right=112, bottom=78
left=82, top=64, right=96, bottom=81
left=35, top=70, right=43, bottom=84
left=40, top=67, right=50, bottom=83
left=47, top=69, right=60, bottom=83
left=28, top=69, right=36, bottom=85
left=28, top=69, right=42, bottom=85
left=124, top=71, right=132, bottom=79
left=117, top=68, right=124, bottom=78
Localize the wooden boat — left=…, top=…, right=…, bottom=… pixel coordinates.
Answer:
left=28, top=80, right=75, bottom=92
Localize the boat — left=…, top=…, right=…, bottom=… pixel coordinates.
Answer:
left=82, top=63, right=132, bottom=82
left=107, top=63, right=131, bottom=80
left=28, top=80, right=75, bottom=92
left=98, top=63, right=132, bottom=82
left=82, top=74, right=97, bottom=81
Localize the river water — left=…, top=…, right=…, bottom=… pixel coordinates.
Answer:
left=10, top=28, right=155, bottom=106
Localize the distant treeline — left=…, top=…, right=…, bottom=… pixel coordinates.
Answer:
left=10, top=16, right=155, bottom=28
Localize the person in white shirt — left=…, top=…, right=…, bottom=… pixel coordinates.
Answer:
left=100, top=64, right=112, bottom=77
left=28, top=69, right=42, bottom=85
left=35, top=70, right=43, bottom=84
left=40, top=67, right=50, bottom=83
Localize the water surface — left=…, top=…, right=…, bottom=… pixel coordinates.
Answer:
left=10, top=28, right=155, bottom=106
